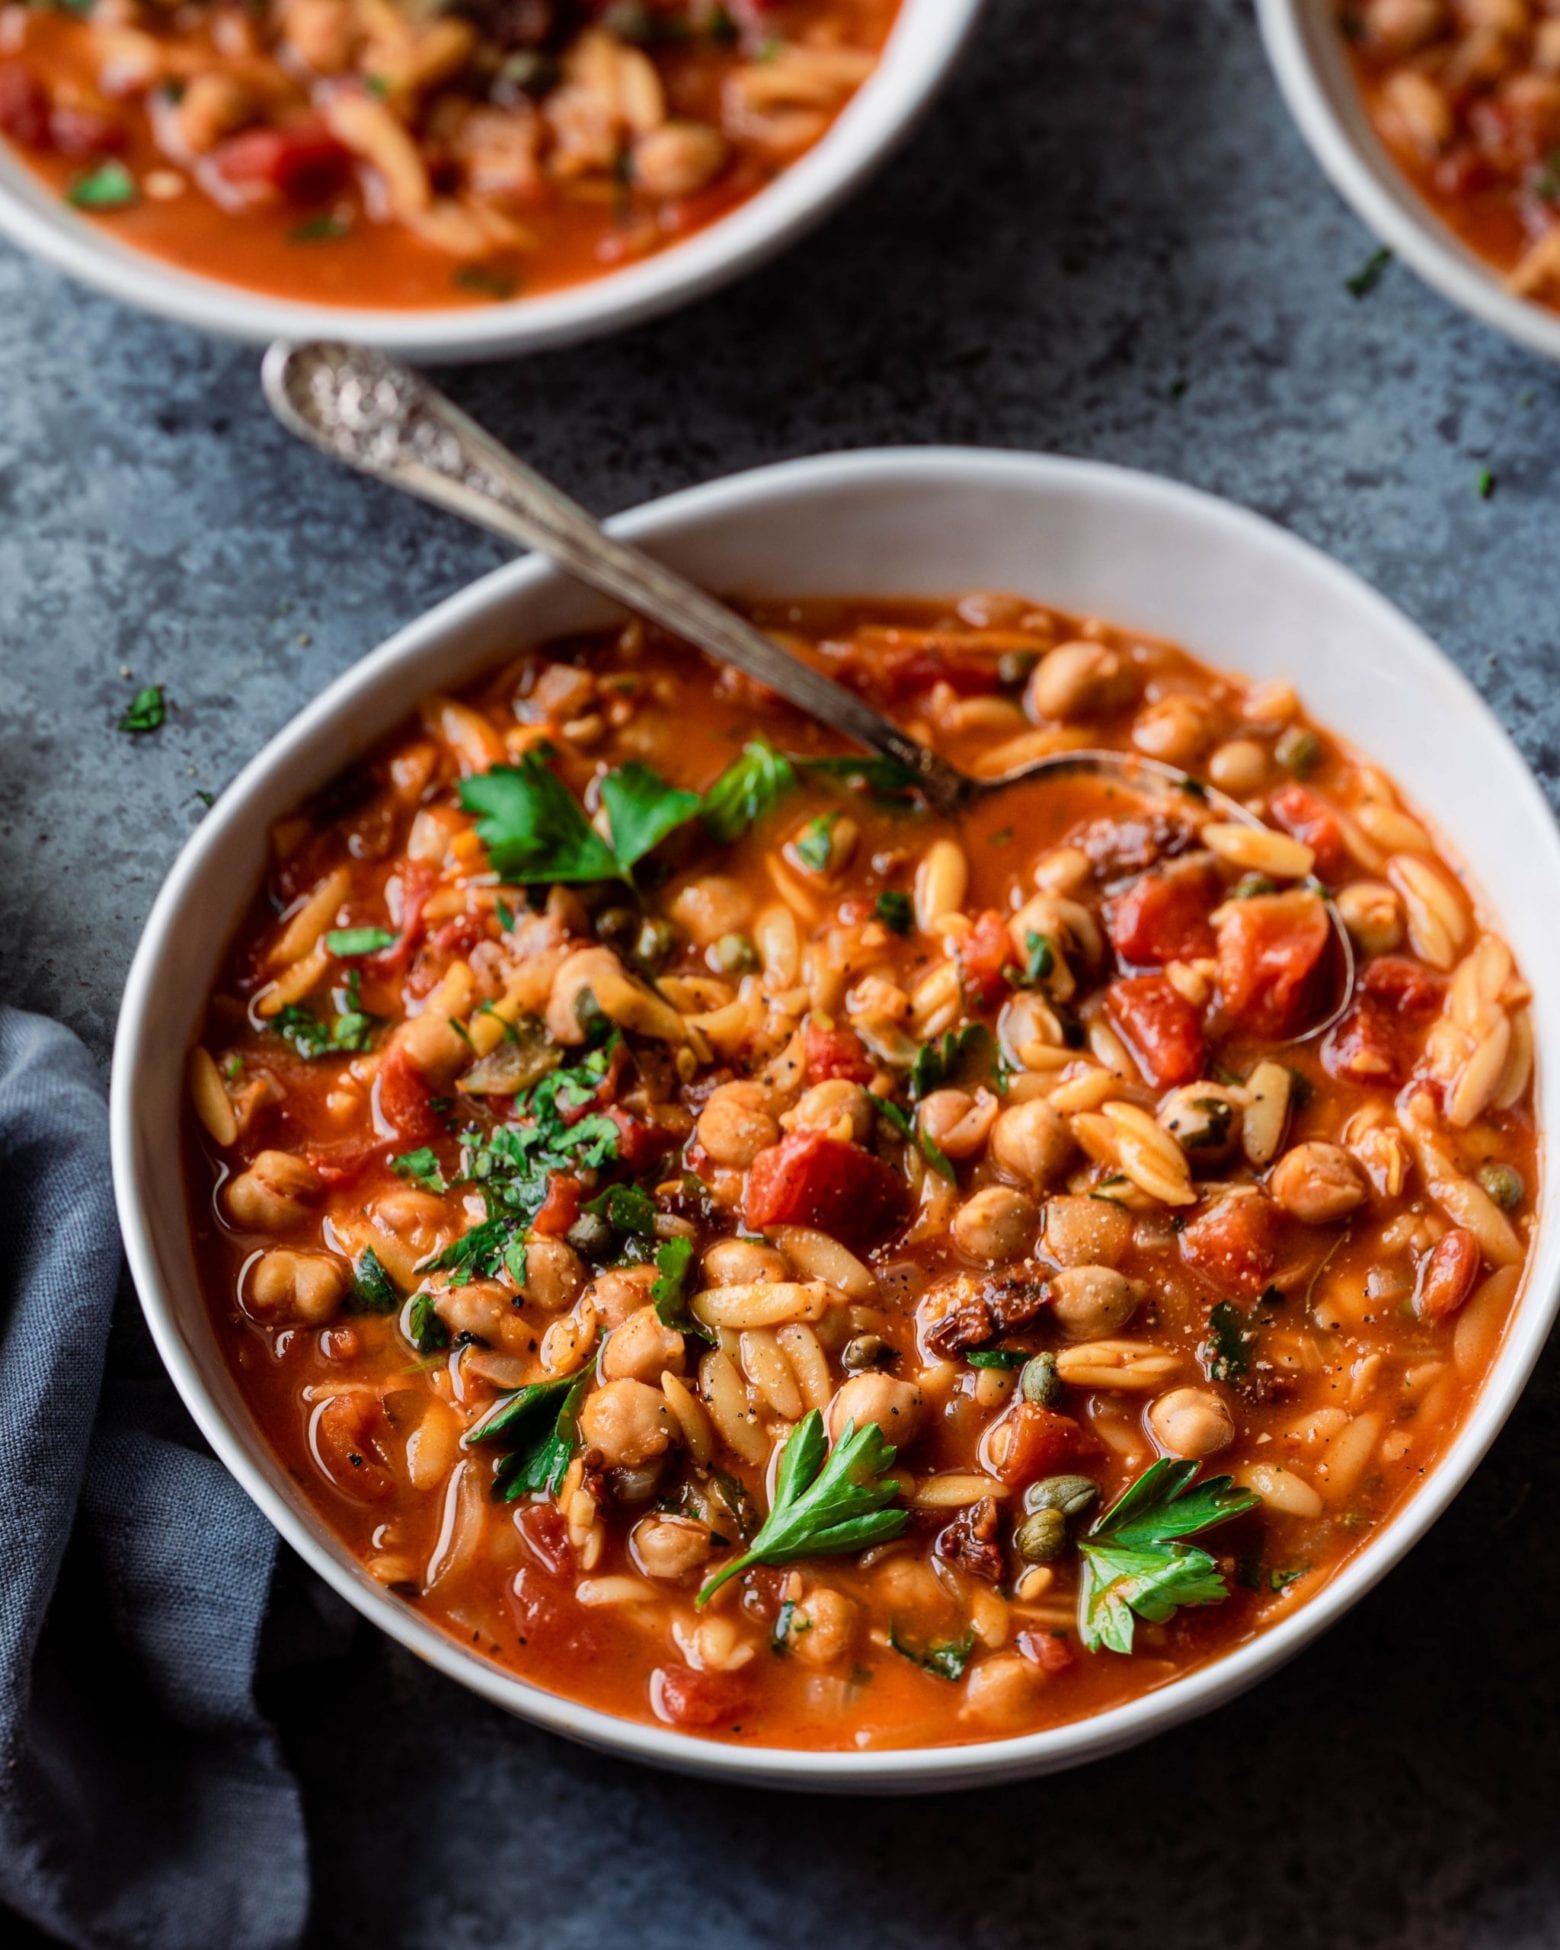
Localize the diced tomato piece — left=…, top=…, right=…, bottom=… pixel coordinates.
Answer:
left=49, top=103, right=125, bottom=159
left=428, top=912, right=489, bottom=961
left=374, top=861, right=435, bottom=975
left=1180, top=1192, right=1281, bottom=1298
left=1321, top=1000, right=1404, bottom=1087
left=743, top=1130, right=909, bottom=1250
left=655, top=1663, right=750, bottom=1730
left=989, top=1404, right=1085, bottom=1486
left=1268, top=784, right=1347, bottom=882
left=804, top=1020, right=875, bottom=1084
left=0, top=64, right=50, bottom=148
left=1360, top=956, right=1444, bottom=1016
left=1106, top=862, right=1220, bottom=966
left=1018, top=1628, right=1077, bottom=1674
left=874, top=647, right=1006, bottom=699
left=606, top=1104, right=670, bottom=1169
left=531, top=1173, right=583, bottom=1238
left=375, top=1044, right=444, bottom=1144
left=1106, top=974, right=1206, bottom=1088
left=1214, top=890, right=1331, bottom=1039
left=302, top=1139, right=378, bottom=1188
left=1415, top=1228, right=1482, bottom=1321
left=956, top=908, right=1015, bottom=1006
left=211, top=123, right=351, bottom=203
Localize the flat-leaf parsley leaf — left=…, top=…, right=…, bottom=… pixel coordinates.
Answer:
left=1078, top=1458, right=1259, bottom=1654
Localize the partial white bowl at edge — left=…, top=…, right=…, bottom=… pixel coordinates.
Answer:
left=112, top=447, right=1560, bottom=1791
left=1258, top=0, right=1560, bottom=364
left=0, top=0, right=982, bottom=359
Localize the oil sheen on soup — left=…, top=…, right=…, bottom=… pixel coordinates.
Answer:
left=186, top=595, right=1537, bottom=1749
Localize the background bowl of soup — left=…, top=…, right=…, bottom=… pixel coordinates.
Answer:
left=0, top=0, right=982, bottom=358
left=1258, top=0, right=1560, bottom=365
left=112, top=446, right=1560, bottom=1789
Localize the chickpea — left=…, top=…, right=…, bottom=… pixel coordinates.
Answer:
left=371, top=1186, right=447, bottom=1240
left=393, top=1007, right=471, bottom=1081
left=952, top=1185, right=1038, bottom=1263
left=1336, top=880, right=1404, bottom=955
left=786, top=1079, right=875, bottom=1146
left=696, top=1080, right=780, bottom=1169
left=225, top=1149, right=320, bottom=1230
left=578, top=1379, right=678, bottom=1468
left=918, top=1087, right=999, bottom=1161
left=246, top=1248, right=347, bottom=1325
left=962, top=1651, right=1043, bottom=1728
left=435, top=1280, right=530, bottom=1352
left=669, top=873, right=752, bottom=948
left=1207, top=737, right=1270, bottom=795
left=786, top=1586, right=860, bottom=1669
left=1269, top=1141, right=1369, bottom=1224
left=1148, top=1386, right=1236, bottom=1459
left=827, top=1373, right=925, bottom=1446
left=1049, top=1265, right=1146, bottom=1339
left=523, top=1237, right=586, bottom=1314
left=702, top=1237, right=789, bottom=1286
left=1043, top=1193, right=1132, bottom=1268
left=1158, top=1084, right=1243, bottom=1166
left=990, top=1097, right=1074, bottom=1189
left=631, top=1513, right=712, bottom=1583
left=1130, top=693, right=1215, bottom=767
left=1360, top=0, right=1447, bottom=59
left=632, top=120, right=729, bottom=198
left=585, top=1265, right=658, bottom=1329
left=602, top=1305, right=687, bottom=1383
left=1025, top=641, right=1137, bottom=722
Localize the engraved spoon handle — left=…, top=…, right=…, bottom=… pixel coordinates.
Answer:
left=260, top=342, right=972, bottom=816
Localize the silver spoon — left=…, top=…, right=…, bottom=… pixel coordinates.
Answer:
left=259, top=340, right=1353, bottom=1040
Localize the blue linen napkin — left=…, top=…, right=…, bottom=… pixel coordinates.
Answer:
left=0, top=1004, right=309, bottom=1950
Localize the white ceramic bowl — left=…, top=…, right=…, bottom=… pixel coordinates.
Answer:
left=1258, top=0, right=1560, bottom=364
left=0, top=0, right=981, bottom=359
left=113, top=448, right=1560, bottom=1790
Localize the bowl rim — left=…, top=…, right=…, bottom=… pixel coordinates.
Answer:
left=0, top=0, right=982, bottom=361
left=1256, top=0, right=1560, bottom=365
left=112, top=446, right=1560, bottom=1788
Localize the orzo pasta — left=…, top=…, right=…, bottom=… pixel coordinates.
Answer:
left=0, top=0, right=898, bottom=308
left=186, top=594, right=1536, bottom=1747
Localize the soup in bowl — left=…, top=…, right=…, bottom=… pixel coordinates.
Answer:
left=113, top=450, right=1560, bottom=1787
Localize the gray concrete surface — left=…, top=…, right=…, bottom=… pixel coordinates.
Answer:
left=2, top=1, right=1557, bottom=1945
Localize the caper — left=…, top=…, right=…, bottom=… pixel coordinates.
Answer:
left=712, top=932, right=760, bottom=976
left=573, top=984, right=610, bottom=1043
left=1477, top=1161, right=1524, bottom=1211
left=997, top=649, right=1039, bottom=687
left=841, top=1334, right=897, bottom=1372
left=565, top=1212, right=615, bottom=1259
left=1275, top=726, right=1322, bottom=778
left=1019, top=1352, right=1061, bottom=1406
left=496, top=50, right=561, bottom=99
left=1023, top=1473, right=1099, bottom=1521
left=594, top=905, right=639, bottom=952
left=635, top=917, right=677, bottom=969
left=1013, top=1508, right=1068, bottom=1563
left=1232, top=872, right=1278, bottom=900
left=600, top=0, right=657, bottom=42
